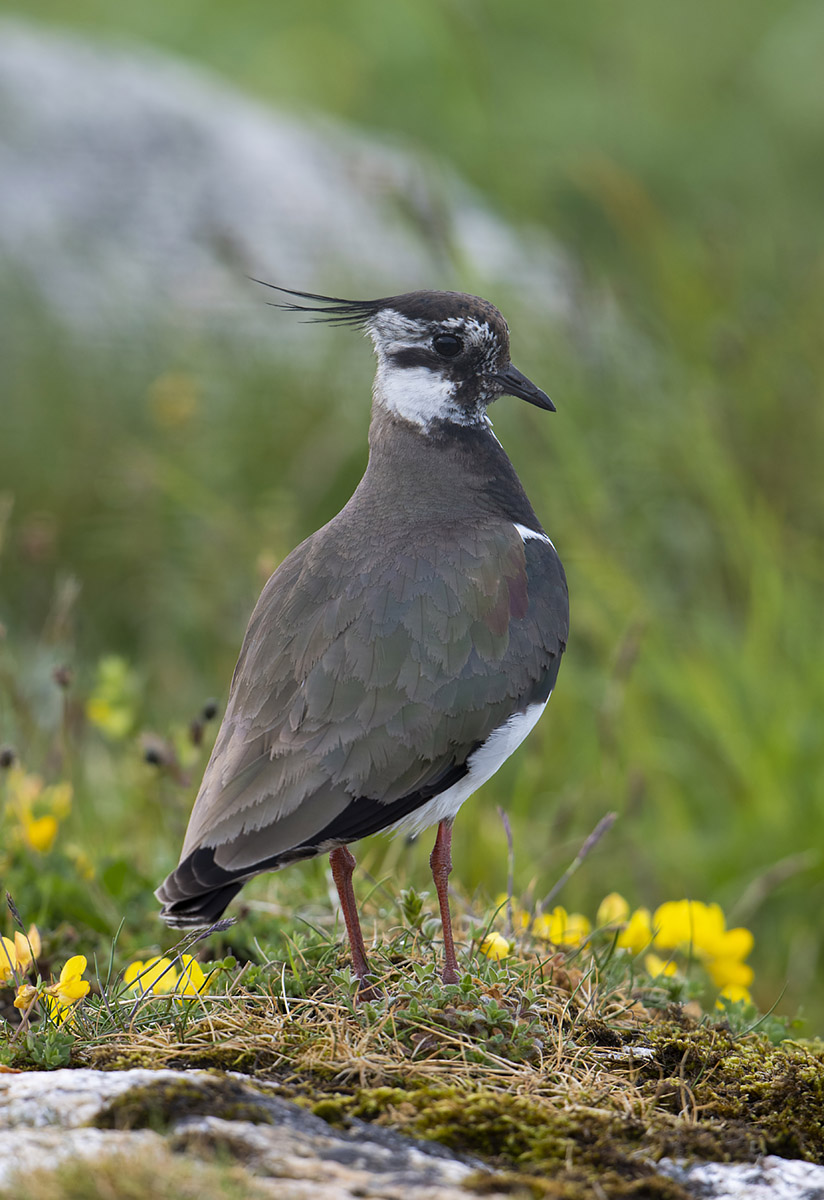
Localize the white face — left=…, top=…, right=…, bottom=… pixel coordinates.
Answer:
left=367, top=309, right=504, bottom=432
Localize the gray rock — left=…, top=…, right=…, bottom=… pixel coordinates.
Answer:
left=0, top=1068, right=505, bottom=1198
left=174, top=1116, right=484, bottom=1199
left=0, top=18, right=570, bottom=348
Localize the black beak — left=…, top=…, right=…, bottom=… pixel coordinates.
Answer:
left=494, top=364, right=555, bottom=412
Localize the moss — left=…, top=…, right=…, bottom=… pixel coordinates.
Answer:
left=94, top=1075, right=275, bottom=1133
left=309, top=1083, right=676, bottom=1194
left=296, top=1018, right=824, bottom=1195
left=641, top=1023, right=824, bottom=1161
left=80, top=1041, right=285, bottom=1076
left=464, top=1169, right=691, bottom=1198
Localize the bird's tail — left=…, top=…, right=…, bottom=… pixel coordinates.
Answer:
left=155, top=884, right=244, bottom=929
left=155, top=850, right=245, bottom=928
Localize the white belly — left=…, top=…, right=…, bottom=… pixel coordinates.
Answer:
left=389, top=697, right=549, bottom=838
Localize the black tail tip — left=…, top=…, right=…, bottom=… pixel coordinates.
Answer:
left=155, top=876, right=244, bottom=929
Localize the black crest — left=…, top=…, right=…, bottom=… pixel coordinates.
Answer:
left=250, top=281, right=383, bottom=327
left=251, top=283, right=509, bottom=336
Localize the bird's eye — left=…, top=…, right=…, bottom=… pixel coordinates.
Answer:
left=432, top=333, right=463, bottom=358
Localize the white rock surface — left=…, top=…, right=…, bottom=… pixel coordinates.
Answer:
left=0, top=1127, right=164, bottom=1185
left=0, top=19, right=570, bottom=346
left=659, top=1154, right=824, bottom=1198
left=0, top=1066, right=195, bottom=1129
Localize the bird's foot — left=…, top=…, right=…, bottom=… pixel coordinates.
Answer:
left=355, top=975, right=382, bottom=1004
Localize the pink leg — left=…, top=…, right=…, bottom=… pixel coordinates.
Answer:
left=329, top=845, right=374, bottom=995
left=430, top=820, right=460, bottom=984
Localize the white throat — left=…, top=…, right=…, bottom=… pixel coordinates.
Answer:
left=373, top=358, right=461, bottom=430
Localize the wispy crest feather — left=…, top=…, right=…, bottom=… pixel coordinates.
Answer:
left=250, top=281, right=384, bottom=327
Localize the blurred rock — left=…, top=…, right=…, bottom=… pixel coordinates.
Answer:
left=0, top=18, right=570, bottom=350
left=0, top=1068, right=508, bottom=1198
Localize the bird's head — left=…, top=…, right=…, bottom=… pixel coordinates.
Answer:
left=258, top=284, right=553, bottom=432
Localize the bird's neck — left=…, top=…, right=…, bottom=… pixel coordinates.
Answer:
left=358, top=407, right=542, bottom=530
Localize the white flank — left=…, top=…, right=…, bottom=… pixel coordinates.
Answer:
left=373, top=360, right=460, bottom=429
left=390, top=697, right=549, bottom=838
left=514, top=522, right=555, bottom=550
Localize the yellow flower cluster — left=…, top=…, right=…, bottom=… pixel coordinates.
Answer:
left=481, top=892, right=754, bottom=1005
left=481, top=898, right=593, bottom=962
left=3, top=765, right=72, bottom=854
left=0, top=925, right=42, bottom=982
left=42, top=957, right=91, bottom=1025
left=124, top=954, right=212, bottom=1000
left=534, top=907, right=592, bottom=946
left=1, top=925, right=91, bottom=1027
left=609, top=897, right=754, bottom=1004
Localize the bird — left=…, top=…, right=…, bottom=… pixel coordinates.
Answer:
left=156, top=286, right=569, bottom=990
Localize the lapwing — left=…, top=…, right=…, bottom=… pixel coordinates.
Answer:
left=156, top=287, right=569, bottom=989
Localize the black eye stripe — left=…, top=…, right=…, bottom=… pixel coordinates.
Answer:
left=432, top=333, right=463, bottom=358
left=389, top=347, right=438, bottom=369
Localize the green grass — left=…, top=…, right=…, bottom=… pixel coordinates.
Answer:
left=1, top=2, right=823, bottom=1028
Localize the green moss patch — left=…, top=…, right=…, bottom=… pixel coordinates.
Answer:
left=94, top=1075, right=275, bottom=1133
left=642, top=1024, right=824, bottom=1161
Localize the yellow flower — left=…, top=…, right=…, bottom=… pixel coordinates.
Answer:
left=616, top=908, right=653, bottom=954
left=4, top=765, right=71, bottom=852
left=124, top=957, right=178, bottom=995
left=652, top=899, right=692, bottom=949
left=709, top=926, right=754, bottom=962
left=47, top=955, right=90, bottom=1006
left=13, top=925, right=41, bottom=972
left=14, top=983, right=38, bottom=1011
left=706, top=957, right=754, bottom=990
left=43, top=955, right=89, bottom=1026
left=645, top=953, right=678, bottom=979
left=653, top=900, right=725, bottom=955
left=479, top=932, right=511, bottom=961
left=5, top=766, right=42, bottom=810
left=652, top=900, right=755, bottom=991
left=597, top=893, right=630, bottom=927
left=533, top=906, right=591, bottom=946
left=175, top=955, right=211, bottom=997
left=66, top=845, right=95, bottom=881
left=21, top=812, right=59, bottom=854
left=86, top=697, right=133, bottom=739
left=0, top=936, right=18, bottom=983
left=717, top=983, right=752, bottom=1007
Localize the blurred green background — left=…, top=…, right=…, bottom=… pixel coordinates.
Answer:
left=1, top=2, right=823, bottom=1023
